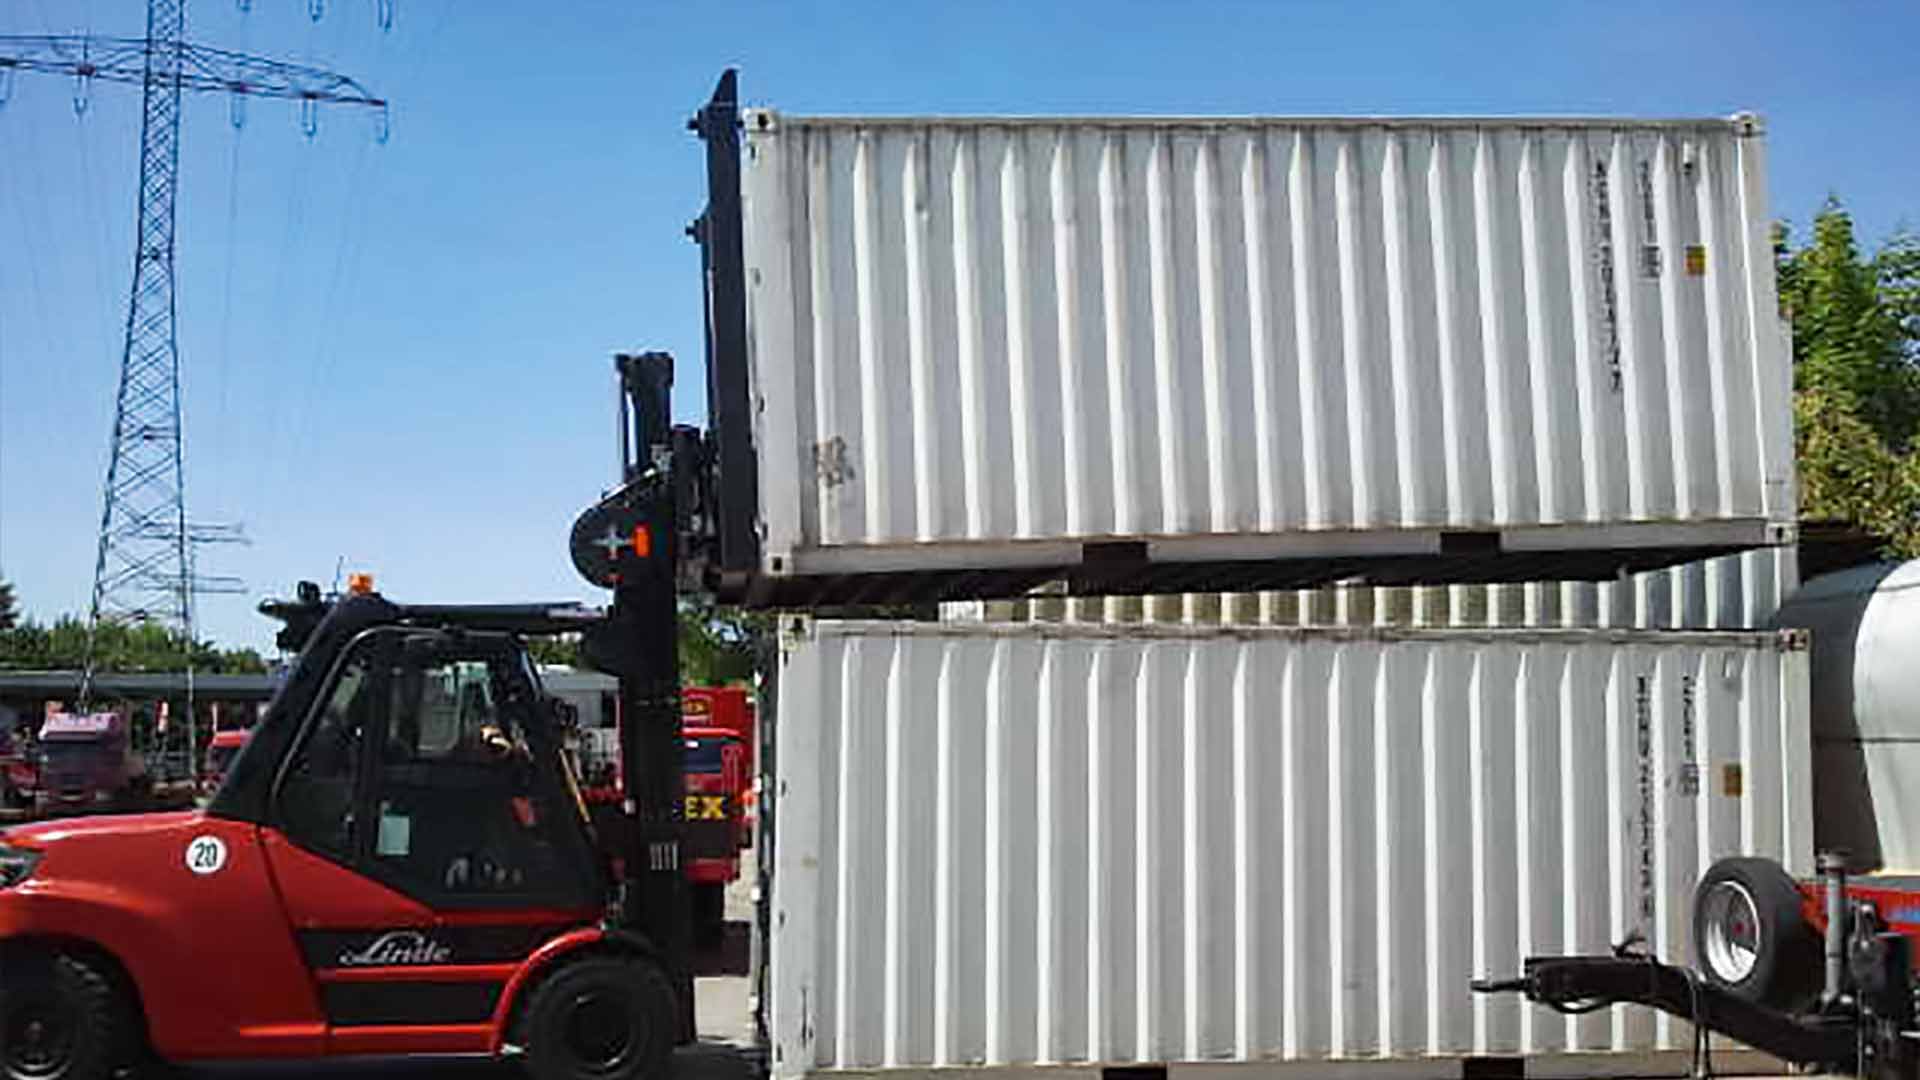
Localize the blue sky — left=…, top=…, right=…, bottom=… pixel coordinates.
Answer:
left=1, top=0, right=1915, bottom=651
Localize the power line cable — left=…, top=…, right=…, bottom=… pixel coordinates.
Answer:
left=212, top=121, right=243, bottom=514
left=258, top=8, right=393, bottom=506
left=256, top=137, right=314, bottom=504
left=283, top=134, right=378, bottom=491
left=0, top=189, right=8, bottom=583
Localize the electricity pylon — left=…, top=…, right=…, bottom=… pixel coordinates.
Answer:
left=0, top=3, right=386, bottom=644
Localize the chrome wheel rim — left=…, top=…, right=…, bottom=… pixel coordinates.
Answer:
left=1701, top=880, right=1762, bottom=983
left=3, top=1003, right=76, bottom=1078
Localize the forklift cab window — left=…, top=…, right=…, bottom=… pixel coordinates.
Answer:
left=277, top=653, right=372, bottom=861
left=369, top=637, right=588, bottom=907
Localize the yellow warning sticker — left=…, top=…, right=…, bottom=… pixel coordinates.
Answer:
left=1686, top=245, right=1708, bottom=276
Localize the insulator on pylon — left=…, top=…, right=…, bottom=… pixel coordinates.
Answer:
left=374, top=104, right=391, bottom=144
left=309, top=0, right=325, bottom=22
left=72, top=72, right=90, bottom=115
left=377, top=0, right=395, bottom=31
left=229, top=91, right=247, bottom=129
left=0, top=67, right=12, bottom=109
left=300, top=97, right=318, bottom=138
left=237, top=0, right=253, bottom=11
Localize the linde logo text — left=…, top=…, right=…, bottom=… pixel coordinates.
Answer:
left=337, top=931, right=453, bottom=967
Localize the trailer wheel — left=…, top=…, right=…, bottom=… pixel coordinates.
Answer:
left=522, top=954, right=675, bottom=1080
left=1692, top=857, right=1817, bottom=1009
left=0, top=952, right=135, bottom=1080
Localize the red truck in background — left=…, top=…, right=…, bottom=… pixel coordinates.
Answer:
left=33, top=710, right=150, bottom=815
left=679, top=724, right=749, bottom=946
left=199, top=728, right=253, bottom=795
left=570, top=684, right=757, bottom=947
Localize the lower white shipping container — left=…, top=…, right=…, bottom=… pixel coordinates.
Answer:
left=769, top=621, right=1812, bottom=1078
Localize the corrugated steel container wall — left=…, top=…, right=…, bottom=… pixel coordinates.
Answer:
left=951, top=547, right=1799, bottom=631
left=770, top=622, right=1812, bottom=1077
left=741, top=112, right=1795, bottom=576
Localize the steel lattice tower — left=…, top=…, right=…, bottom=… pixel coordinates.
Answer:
left=94, top=0, right=192, bottom=631
left=0, top=4, right=387, bottom=639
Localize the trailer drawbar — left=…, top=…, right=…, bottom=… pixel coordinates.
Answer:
left=1476, top=853, right=1920, bottom=1079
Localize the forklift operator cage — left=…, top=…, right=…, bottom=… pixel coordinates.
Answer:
left=690, top=72, right=1796, bottom=608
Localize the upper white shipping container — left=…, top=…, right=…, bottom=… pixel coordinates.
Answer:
left=737, top=110, right=1795, bottom=595
left=768, top=621, right=1813, bottom=1077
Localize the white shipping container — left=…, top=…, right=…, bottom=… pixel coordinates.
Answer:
left=740, top=111, right=1795, bottom=591
left=769, top=621, right=1812, bottom=1078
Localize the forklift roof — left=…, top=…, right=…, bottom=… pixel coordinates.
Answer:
left=210, top=592, right=605, bottom=826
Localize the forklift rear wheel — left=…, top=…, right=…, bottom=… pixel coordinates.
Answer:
left=522, top=954, right=675, bottom=1080
left=1692, top=856, right=1817, bottom=1009
left=0, top=952, right=135, bottom=1080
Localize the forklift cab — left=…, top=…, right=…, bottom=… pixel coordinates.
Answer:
left=255, top=623, right=602, bottom=912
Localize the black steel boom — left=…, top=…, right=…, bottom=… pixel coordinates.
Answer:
left=0, top=35, right=385, bottom=107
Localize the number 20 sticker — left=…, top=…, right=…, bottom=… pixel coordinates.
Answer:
left=185, top=835, right=228, bottom=876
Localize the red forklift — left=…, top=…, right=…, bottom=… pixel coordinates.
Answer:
left=0, top=347, right=720, bottom=1079
left=0, top=66, right=780, bottom=1079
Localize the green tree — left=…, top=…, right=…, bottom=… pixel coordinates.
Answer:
left=518, top=601, right=767, bottom=686
left=1779, top=202, right=1920, bottom=555
left=0, top=616, right=267, bottom=674
left=677, top=597, right=767, bottom=686
left=1796, top=390, right=1920, bottom=555
left=526, top=635, right=582, bottom=668
left=0, top=579, right=15, bottom=631
left=1781, top=201, right=1920, bottom=443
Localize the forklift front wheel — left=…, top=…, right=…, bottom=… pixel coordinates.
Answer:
left=1692, top=857, right=1817, bottom=1009
left=522, top=953, right=676, bottom=1080
left=0, top=952, right=136, bottom=1080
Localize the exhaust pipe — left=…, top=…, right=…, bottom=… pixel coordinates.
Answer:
left=1819, top=850, right=1849, bottom=1007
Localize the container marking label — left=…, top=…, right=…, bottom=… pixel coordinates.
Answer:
left=1722, top=762, right=1744, bottom=798
left=1591, top=159, right=1624, bottom=391
left=1679, top=673, right=1700, bottom=798
left=1637, top=159, right=1661, bottom=279
left=1635, top=674, right=1655, bottom=924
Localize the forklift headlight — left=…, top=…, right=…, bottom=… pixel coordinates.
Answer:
left=0, top=845, right=42, bottom=888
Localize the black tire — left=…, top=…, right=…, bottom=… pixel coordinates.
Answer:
left=1693, top=856, right=1819, bottom=1009
left=692, top=883, right=726, bottom=952
left=522, top=954, right=676, bottom=1080
left=0, top=952, right=136, bottom=1080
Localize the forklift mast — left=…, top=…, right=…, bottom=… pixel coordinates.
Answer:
left=568, top=351, right=696, bottom=1040
left=688, top=69, right=759, bottom=599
